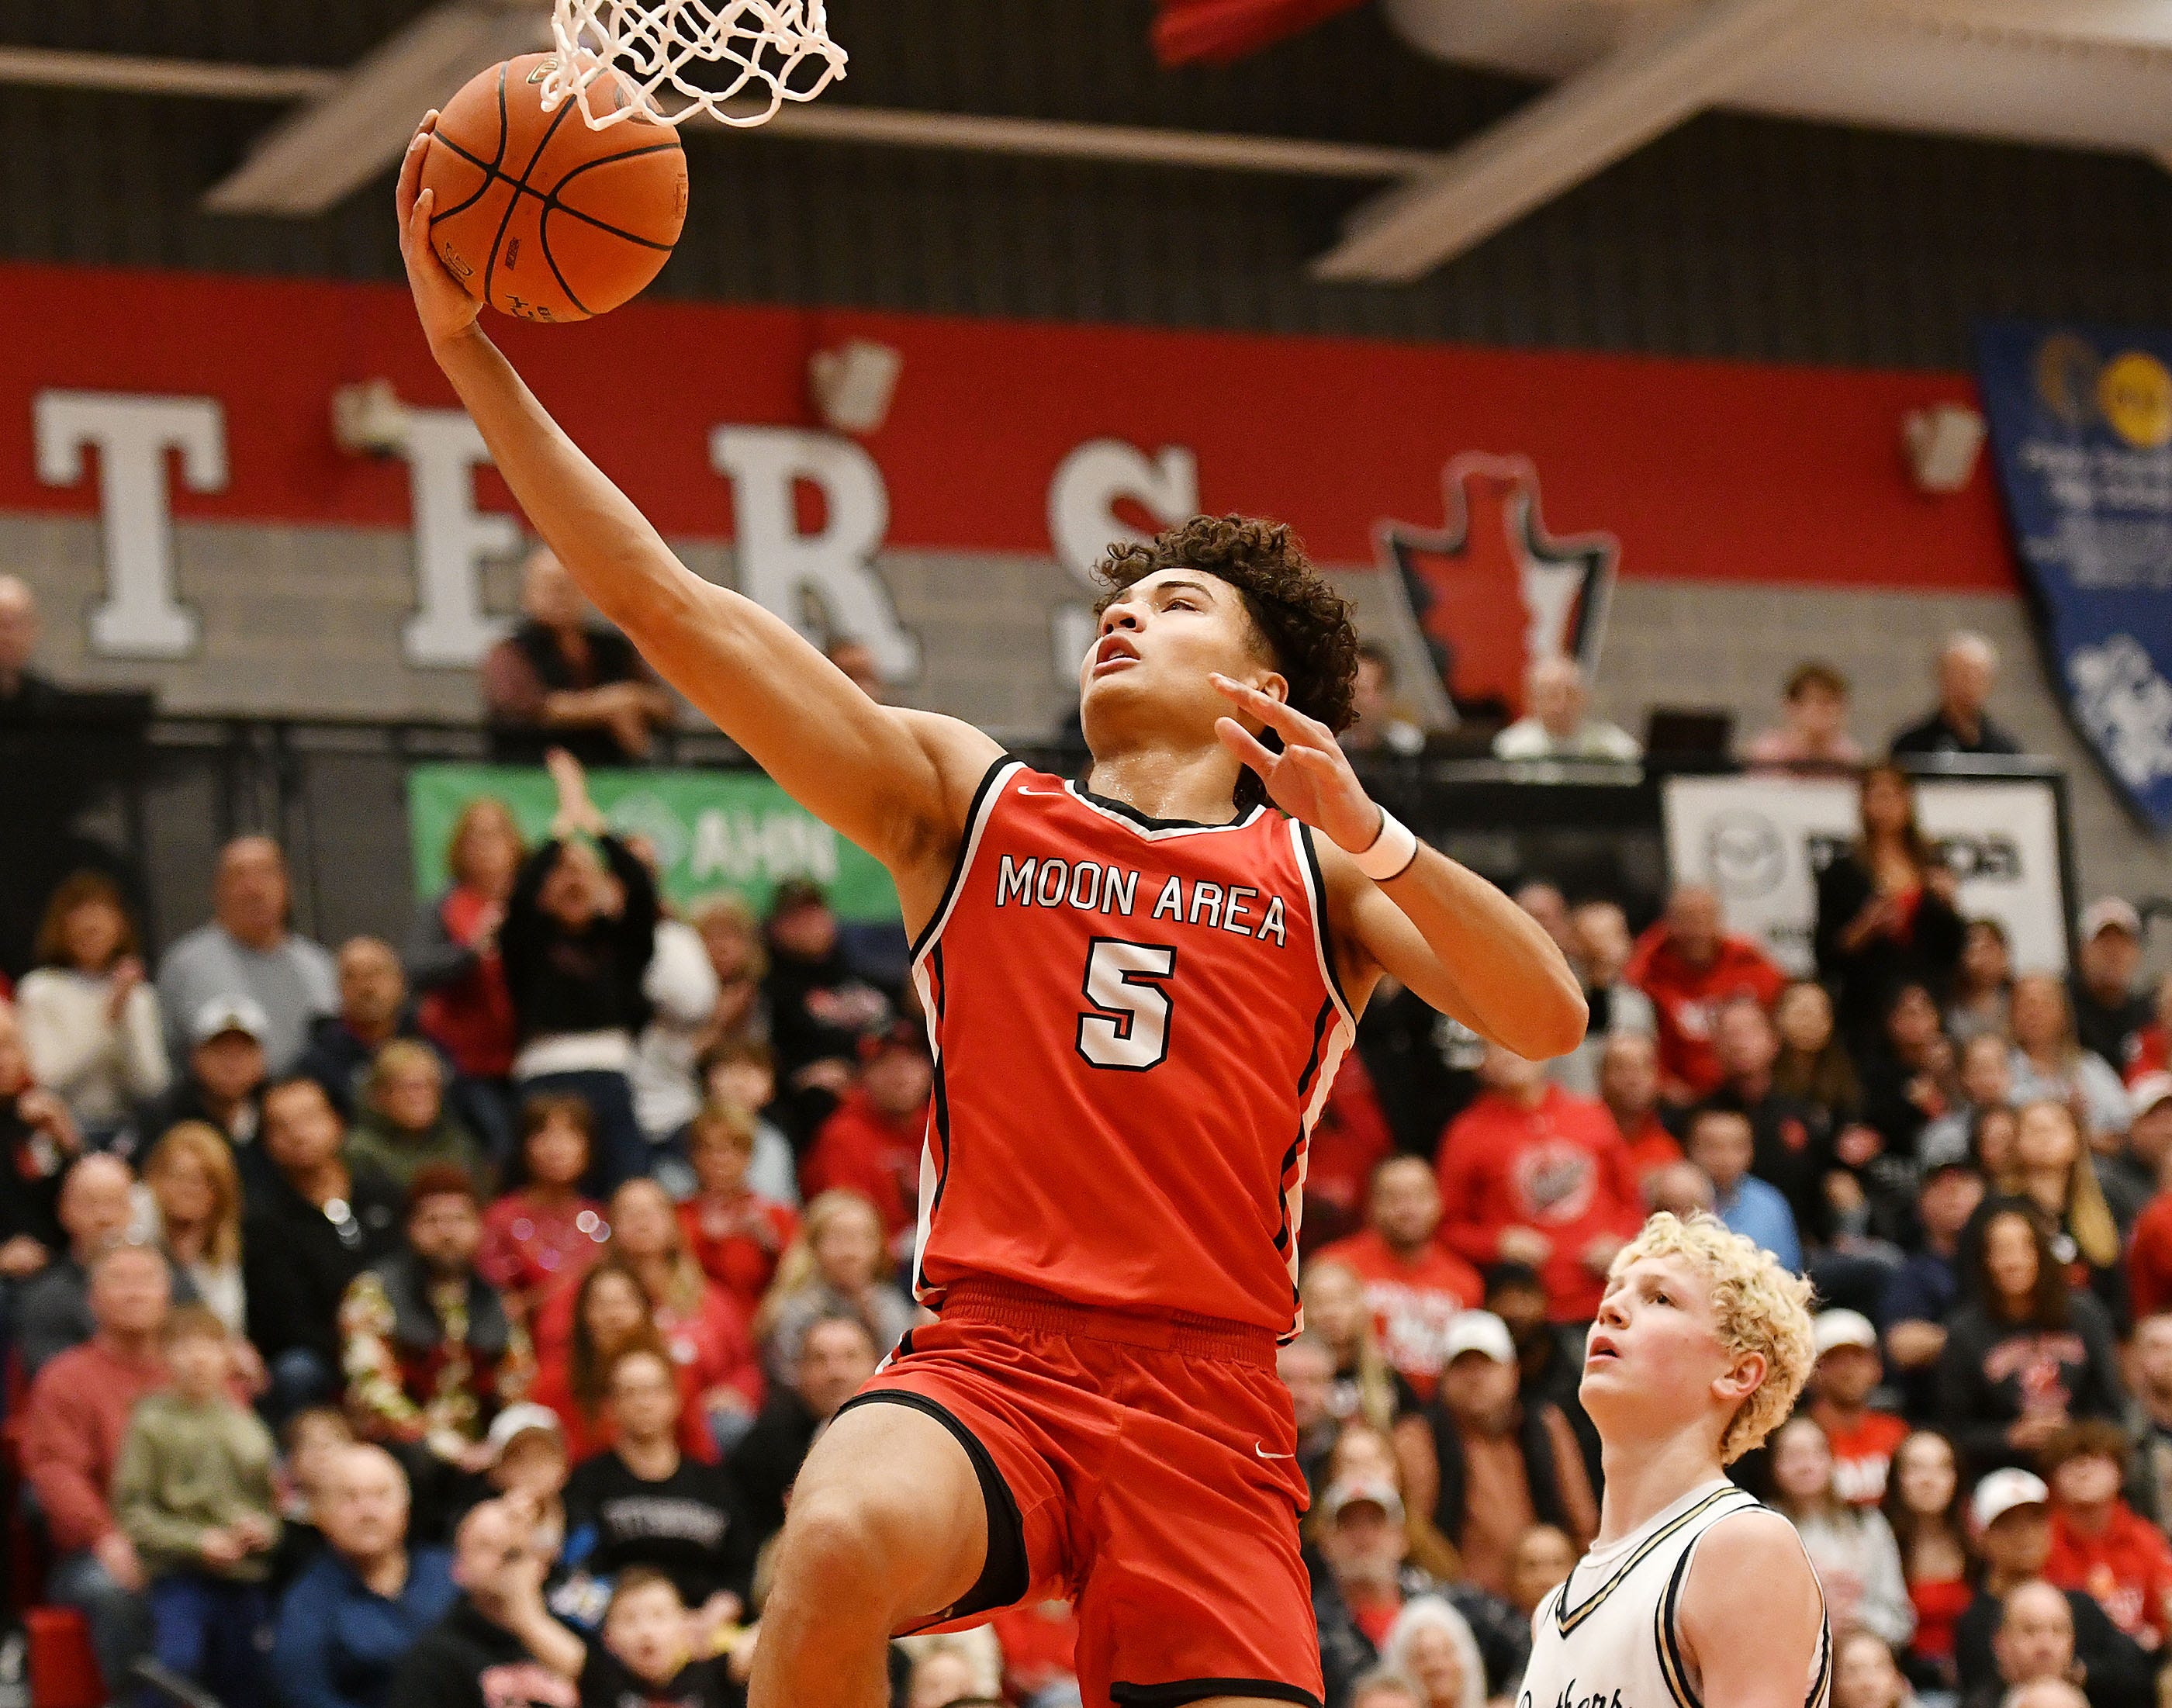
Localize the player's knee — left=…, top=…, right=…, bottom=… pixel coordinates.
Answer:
left=775, top=1488, right=898, bottom=1607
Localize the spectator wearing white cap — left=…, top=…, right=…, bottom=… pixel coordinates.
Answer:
left=1806, top=1309, right=1907, bottom=1508
left=2068, top=901, right=2150, bottom=1075
left=157, top=837, right=337, bottom=1077
left=472, top=1404, right=572, bottom=1589
left=1312, top=1475, right=1424, bottom=1708
left=1953, top=1470, right=2149, bottom=1708
left=2118, top=1077, right=2172, bottom=1321
left=138, top=994, right=272, bottom=1190
left=1408, top=1311, right=1596, bottom=1602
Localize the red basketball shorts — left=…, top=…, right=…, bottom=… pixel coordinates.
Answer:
left=839, top=1278, right=1323, bottom=1708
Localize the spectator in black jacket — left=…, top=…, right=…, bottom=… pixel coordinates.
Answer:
left=1952, top=1469, right=2147, bottom=1708
left=383, top=1497, right=585, bottom=1708
left=1409, top=1312, right=1596, bottom=1602
left=500, top=751, right=655, bottom=1195
left=2069, top=900, right=2151, bottom=1075
left=1889, top=632, right=2024, bottom=760
left=0, top=994, right=78, bottom=1280
left=1814, top=765, right=1965, bottom=1053
left=297, top=938, right=437, bottom=1121
left=1484, top=1263, right=1599, bottom=1487
left=12, top=1151, right=142, bottom=1377
left=731, top=1309, right=878, bottom=1551
left=244, top=1077, right=402, bottom=1419
left=1937, top=1200, right=2125, bottom=1477
left=759, top=880, right=892, bottom=1107
left=480, top=548, right=675, bottom=769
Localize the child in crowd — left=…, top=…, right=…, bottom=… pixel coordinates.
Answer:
left=2042, top=1421, right=2172, bottom=1654
left=578, top=1567, right=740, bottom=1708
left=114, top=1304, right=284, bottom=1708
left=678, top=1102, right=799, bottom=1321
left=268, top=1405, right=353, bottom=1592
left=697, top=1041, right=801, bottom=1207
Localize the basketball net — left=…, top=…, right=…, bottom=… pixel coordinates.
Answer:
left=545, top=0, right=846, bottom=130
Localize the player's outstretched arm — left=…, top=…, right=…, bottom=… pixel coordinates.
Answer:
left=1677, top=1509, right=1828, bottom=1708
left=1211, top=676, right=1586, bottom=1061
left=395, top=118, right=997, bottom=898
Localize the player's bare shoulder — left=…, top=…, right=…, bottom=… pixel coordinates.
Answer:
left=1677, top=1506, right=1828, bottom=1708
left=887, top=710, right=1010, bottom=919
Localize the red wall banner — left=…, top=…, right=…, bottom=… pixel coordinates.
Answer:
left=0, top=261, right=2014, bottom=592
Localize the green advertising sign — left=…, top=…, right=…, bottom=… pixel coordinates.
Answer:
left=406, top=764, right=900, bottom=921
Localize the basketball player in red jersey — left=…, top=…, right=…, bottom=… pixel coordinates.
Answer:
left=397, top=119, right=1586, bottom=1708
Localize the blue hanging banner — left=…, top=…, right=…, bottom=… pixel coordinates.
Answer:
left=1975, top=320, right=2172, bottom=833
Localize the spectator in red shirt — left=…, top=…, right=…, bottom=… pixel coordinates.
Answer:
left=2042, top=1421, right=2172, bottom=1653
left=476, top=1094, right=608, bottom=1322
left=604, top=1178, right=764, bottom=1454
left=19, top=1242, right=173, bottom=1694
left=527, top=1259, right=714, bottom=1464
left=1316, top=1157, right=1483, bottom=1400
left=2127, top=976, right=2170, bottom=1084
left=1301, top=1050, right=1395, bottom=1254
left=677, top=1100, right=797, bottom=1320
left=1596, top=1032, right=1681, bottom=1186
left=1807, top=1309, right=1908, bottom=1508
left=1435, top=1044, right=1643, bottom=1322
left=2121, top=1077, right=2172, bottom=1320
left=1624, top=884, right=1786, bottom=1102
left=798, top=1020, right=930, bottom=1254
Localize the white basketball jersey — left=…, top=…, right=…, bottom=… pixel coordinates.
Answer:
left=1520, top=1480, right=1831, bottom=1708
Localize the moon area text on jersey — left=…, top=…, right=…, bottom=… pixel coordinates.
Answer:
left=992, top=855, right=1291, bottom=946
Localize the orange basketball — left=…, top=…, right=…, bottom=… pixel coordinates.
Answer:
left=420, top=53, right=687, bottom=323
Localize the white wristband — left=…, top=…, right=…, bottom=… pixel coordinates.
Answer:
left=1348, top=807, right=1419, bottom=882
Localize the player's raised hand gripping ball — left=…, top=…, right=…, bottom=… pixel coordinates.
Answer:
left=416, top=52, right=687, bottom=323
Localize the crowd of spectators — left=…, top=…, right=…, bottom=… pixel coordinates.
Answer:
left=0, top=612, right=2166, bottom=1708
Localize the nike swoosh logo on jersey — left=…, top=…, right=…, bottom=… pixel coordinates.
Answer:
left=1254, top=1444, right=1295, bottom=1459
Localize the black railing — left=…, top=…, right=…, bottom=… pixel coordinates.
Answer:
left=0, top=711, right=2127, bottom=982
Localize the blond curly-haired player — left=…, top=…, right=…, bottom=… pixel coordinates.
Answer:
left=1517, top=1212, right=1828, bottom=1708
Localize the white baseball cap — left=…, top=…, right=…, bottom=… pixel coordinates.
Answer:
left=1443, top=1311, right=1516, bottom=1366
left=191, top=994, right=270, bottom=1047
left=1322, top=1478, right=1405, bottom=1525
left=2132, top=1074, right=2172, bottom=1123
left=1971, top=1467, right=2049, bottom=1531
left=2080, top=897, right=2142, bottom=941
left=1812, top=1309, right=1879, bottom=1358
left=484, top=1402, right=563, bottom=1463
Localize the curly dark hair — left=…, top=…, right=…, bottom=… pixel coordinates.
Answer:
left=1093, top=515, right=1359, bottom=737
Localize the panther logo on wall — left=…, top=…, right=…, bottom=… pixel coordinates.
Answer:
left=1376, top=453, right=1618, bottom=721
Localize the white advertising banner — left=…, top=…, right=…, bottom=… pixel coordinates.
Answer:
left=1661, top=775, right=2070, bottom=977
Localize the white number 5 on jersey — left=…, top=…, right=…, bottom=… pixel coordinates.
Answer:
left=1076, top=938, right=1178, bottom=1071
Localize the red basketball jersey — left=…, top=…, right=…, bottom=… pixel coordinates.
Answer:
left=908, top=759, right=1357, bottom=1337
